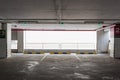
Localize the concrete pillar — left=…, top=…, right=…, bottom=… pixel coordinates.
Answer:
left=110, top=24, right=120, bottom=58
left=97, top=29, right=109, bottom=53
left=17, top=31, right=24, bottom=53
left=109, top=26, right=114, bottom=57
left=0, top=23, right=11, bottom=58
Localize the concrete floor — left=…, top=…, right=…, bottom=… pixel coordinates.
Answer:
left=0, top=54, right=120, bottom=80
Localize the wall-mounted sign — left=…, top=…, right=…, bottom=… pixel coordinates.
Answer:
left=114, top=25, right=120, bottom=38
left=0, top=30, right=6, bottom=38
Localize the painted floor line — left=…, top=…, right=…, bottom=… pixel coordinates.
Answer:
left=40, top=53, right=50, bottom=62
left=71, top=53, right=81, bottom=61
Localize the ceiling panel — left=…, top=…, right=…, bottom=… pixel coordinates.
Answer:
left=0, top=0, right=120, bottom=20
left=0, top=0, right=54, bottom=10
left=0, top=0, right=56, bottom=19
left=62, top=10, right=101, bottom=19
left=62, top=0, right=120, bottom=10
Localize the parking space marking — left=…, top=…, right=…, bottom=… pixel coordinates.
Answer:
left=40, top=53, right=50, bottom=62
left=71, top=53, right=81, bottom=61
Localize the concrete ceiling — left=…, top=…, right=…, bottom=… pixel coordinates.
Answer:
left=0, top=0, right=120, bottom=23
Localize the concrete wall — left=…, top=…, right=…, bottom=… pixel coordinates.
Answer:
left=0, top=23, right=11, bottom=58
left=17, top=31, right=24, bottom=53
left=114, top=38, right=120, bottom=58
left=0, top=26, right=7, bottom=58
left=109, top=24, right=120, bottom=58
left=114, top=25, right=120, bottom=58
left=11, top=30, right=24, bottom=53
left=12, top=31, right=17, bottom=40
left=97, top=29, right=109, bottom=53
left=0, top=23, right=1, bottom=29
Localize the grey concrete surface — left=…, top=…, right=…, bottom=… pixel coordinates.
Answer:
left=0, top=54, right=120, bottom=80
left=0, top=23, right=12, bottom=58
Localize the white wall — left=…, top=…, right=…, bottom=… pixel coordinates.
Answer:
left=97, top=29, right=110, bottom=53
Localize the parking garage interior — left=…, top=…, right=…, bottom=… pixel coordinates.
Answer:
left=0, top=0, right=120, bottom=80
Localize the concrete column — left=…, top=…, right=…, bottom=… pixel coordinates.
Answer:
left=112, top=24, right=120, bottom=58
left=0, top=23, right=11, bottom=58
left=17, top=31, right=24, bottom=53
left=97, top=29, right=109, bottom=53
left=109, top=24, right=120, bottom=58
left=109, top=26, right=114, bottom=57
